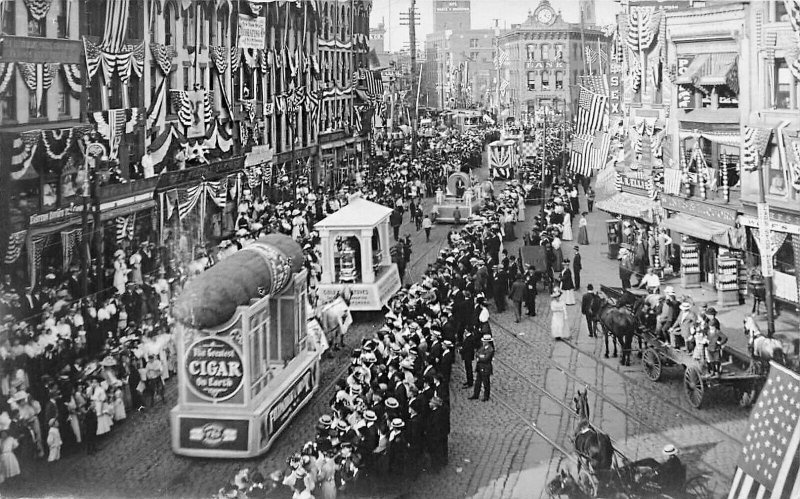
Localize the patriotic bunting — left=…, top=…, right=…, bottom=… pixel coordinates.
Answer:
left=60, top=228, right=82, bottom=270
left=170, top=90, right=195, bottom=127
left=627, top=6, right=661, bottom=53
left=91, top=108, right=140, bottom=160
left=781, top=128, right=800, bottom=192
left=23, top=0, right=52, bottom=20
left=61, top=63, right=82, bottom=95
left=150, top=43, right=177, bottom=75
left=4, top=230, right=27, bottom=265
left=147, top=78, right=167, bottom=129
left=41, top=128, right=75, bottom=160
left=115, top=215, right=135, bottom=244
left=742, top=126, right=773, bottom=171
left=209, top=45, right=228, bottom=74
left=0, top=62, right=15, bottom=96
left=785, top=0, right=800, bottom=80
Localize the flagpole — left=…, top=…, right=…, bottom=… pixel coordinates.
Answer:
left=579, top=8, right=588, bottom=73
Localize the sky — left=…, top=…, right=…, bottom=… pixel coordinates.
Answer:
left=371, top=0, right=619, bottom=52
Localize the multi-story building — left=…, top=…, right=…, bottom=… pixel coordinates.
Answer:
left=368, top=21, right=390, bottom=67
left=317, top=0, right=372, bottom=190
left=501, top=0, right=609, bottom=123
left=0, top=0, right=371, bottom=286
left=738, top=0, right=800, bottom=307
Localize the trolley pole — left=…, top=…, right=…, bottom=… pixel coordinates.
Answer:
left=400, top=1, right=419, bottom=158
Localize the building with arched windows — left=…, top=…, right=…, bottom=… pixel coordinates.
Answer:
left=500, top=0, right=609, bottom=124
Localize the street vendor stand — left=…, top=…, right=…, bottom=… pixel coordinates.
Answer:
left=170, top=235, right=320, bottom=458
left=314, top=197, right=402, bottom=311
left=432, top=172, right=481, bottom=223
left=488, top=139, right=518, bottom=180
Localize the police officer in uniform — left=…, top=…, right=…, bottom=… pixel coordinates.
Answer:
left=469, top=334, right=495, bottom=401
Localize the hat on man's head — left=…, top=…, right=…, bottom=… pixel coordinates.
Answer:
left=481, top=334, right=493, bottom=342
left=662, top=444, right=678, bottom=456
left=680, top=302, right=692, bottom=311
left=664, top=286, right=676, bottom=296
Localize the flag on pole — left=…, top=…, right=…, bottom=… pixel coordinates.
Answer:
left=575, top=86, right=607, bottom=136
left=569, top=133, right=593, bottom=176
left=584, top=46, right=598, bottom=64
left=589, top=131, right=611, bottom=170
left=727, top=362, right=800, bottom=499
left=494, top=48, right=509, bottom=69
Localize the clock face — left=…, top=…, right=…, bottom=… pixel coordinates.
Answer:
left=537, top=8, right=554, bottom=25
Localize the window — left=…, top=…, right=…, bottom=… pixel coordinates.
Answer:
left=554, top=44, right=563, bottom=59
left=772, top=235, right=795, bottom=275
left=469, top=38, right=479, bottom=48
left=1, top=0, right=14, bottom=35
left=527, top=71, right=536, bottom=91
left=29, top=89, right=46, bottom=118
left=541, top=44, right=550, bottom=60
left=57, top=0, right=68, bottom=38
left=198, top=5, right=206, bottom=47
left=470, top=51, right=479, bottom=60
left=775, top=58, right=798, bottom=109
left=775, top=1, right=789, bottom=22
left=541, top=70, right=550, bottom=90
left=183, top=66, right=191, bottom=90
left=1, top=78, right=17, bottom=122
left=58, top=84, right=70, bottom=115
left=165, top=2, right=176, bottom=45
left=28, top=12, right=45, bottom=37
left=126, top=0, right=143, bottom=40
left=183, top=5, right=195, bottom=47
left=527, top=44, right=536, bottom=61
left=555, top=71, right=564, bottom=90
left=215, top=4, right=229, bottom=46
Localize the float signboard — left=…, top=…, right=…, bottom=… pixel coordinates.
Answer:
left=185, top=338, right=244, bottom=402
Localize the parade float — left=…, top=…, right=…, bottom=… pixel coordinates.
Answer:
left=313, top=197, right=402, bottom=311
left=488, top=139, right=518, bottom=180
left=170, top=234, right=320, bottom=458
left=431, top=172, right=482, bottom=223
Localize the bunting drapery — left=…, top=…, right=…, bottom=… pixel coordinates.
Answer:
left=23, top=0, right=53, bottom=20
left=742, top=126, right=773, bottom=171
left=41, top=128, right=75, bottom=160
left=60, top=228, right=82, bottom=270
left=83, top=38, right=146, bottom=83
left=150, top=43, right=177, bottom=75
left=115, top=214, right=135, bottom=243
left=61, top=63, right=82, bottom=95
left=4, top=230, right=27, bottom=265
left=627, top=7, right=661, bottom=53
left=170, top=90, right=195, bottom=127
left=781, top=128, right=800, bottom=192
left=176, top=180, right=229, bottom=220
left=147, top=78, right=167, bottom=129
left=209, top=45, right=228, bottom=74
left=230, top=46, right=241, bottom=75
left=0, top=62, right=16, bottom=95
left=752, top=229, right=788, bottom=259
left=784, top=0, right=800, bottom=80
left=91, top=108, right=140, bottom=160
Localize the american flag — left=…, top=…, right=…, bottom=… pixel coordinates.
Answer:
left=663, top=168, right=683, bottom=195
left=364, top=69, right=384, bottom=99
left=585, top=46, right=598, bottom=64
left=589, top=131, right=611, bottom=170
left=569, top=133, right=593, bottom=176
left=494, top=48, right=509, bottom=69
left=575, top=86, right=607, bottom=136
left=580, top=74, right=609, bottom=96
left=728, top=362, right=800, bottom=499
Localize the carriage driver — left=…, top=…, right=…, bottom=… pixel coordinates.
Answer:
left=627, top=444, right=686, bottom=494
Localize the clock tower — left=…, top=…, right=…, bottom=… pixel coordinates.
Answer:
left=532, top=0, right=557, bottom=26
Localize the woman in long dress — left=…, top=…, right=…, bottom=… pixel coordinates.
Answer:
left=0, top=430, right=21, bottom=484
left=561, top=211, right=573, bottom=241
left=560, top=263, right=576, bottom=306
left=550, top=291, right=570, bottom=340
left=577, top=212, right=590, bottom=245
left=112, top=250, right=129, bottom=294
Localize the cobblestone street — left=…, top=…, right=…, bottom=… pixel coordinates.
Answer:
left=2, top=180, right=747, bottom=499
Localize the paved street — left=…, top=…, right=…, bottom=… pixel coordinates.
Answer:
left=2, top=171, right=748, bottom=499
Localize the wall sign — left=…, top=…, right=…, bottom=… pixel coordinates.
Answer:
left=661, top=195, right=738, bottom=226
left=179, top=417, right=249, bottom=451
left=609, top=63, right=622, bottom=114
left=185, top=337, right=244, bottom=402
left=524, top=60, right=565, bottom=70
left=238, top=15, right=266, bottom=50
left=618, top=174, right=650, bottom=196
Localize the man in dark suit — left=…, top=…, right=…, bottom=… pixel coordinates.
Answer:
left=524, top=267, right=538, bottom=316
left=460, top=327, right=478, bottom=388
left=572, top=246, right=582, bottom=290
left=493, top=265, right=508, bottom=313
left=581, top=284, right=598, bottom=338
left=469, top=334, right=495, bottom=401
left=509, top=274, right=526, bottom=322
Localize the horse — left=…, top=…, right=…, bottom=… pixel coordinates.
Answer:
left=573, top=388, right=615, bottom=476
left=744, top=315, right=785, bottom=371
left=590, top=293, right=637, bottom=366
left=547, top=467, right=595, bottom=499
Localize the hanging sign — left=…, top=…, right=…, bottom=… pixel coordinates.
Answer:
left=757, top=202, right=773, bottom=277
left=186, top=90, right=206, bottom=138
left=238, top=15, right=266, bottom=50
left=185, top=337, right=244, bottom=402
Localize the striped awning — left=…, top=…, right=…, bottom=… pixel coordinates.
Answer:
left=661, top=213, right=730, bottom=245
left=595, top=192, right=656, bottom=223
left=675, top=53, right=738, bottom=92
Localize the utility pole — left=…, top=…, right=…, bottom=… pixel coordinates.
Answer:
left=400, top=1, right=420, bottom=158
left=756, top=154, right=777, bottom=337
left=493, top=19, right=501, bottom=122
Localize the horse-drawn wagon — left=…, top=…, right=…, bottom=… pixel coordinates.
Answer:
left=597, top=286, right=767, bottom=409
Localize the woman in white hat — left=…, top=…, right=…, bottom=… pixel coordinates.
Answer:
left=550, top=290, right=570, bottom=340
left=112, top=249, right=130, bottom=295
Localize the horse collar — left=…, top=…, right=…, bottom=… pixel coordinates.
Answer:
left=578, top=425, right=592, bottom=436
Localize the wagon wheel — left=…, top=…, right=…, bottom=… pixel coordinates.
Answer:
left=577, top=467, right=599, bottom=498
left=684, top=365, right=705, bottom=409
left=683, top=474, right=713, bottom=499
left=642, top=348, right=662, bottom=382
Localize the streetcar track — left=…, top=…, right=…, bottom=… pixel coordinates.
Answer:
left=491, top=316, right=744, bottom=447
left=487, top=318, right=734, bottom=483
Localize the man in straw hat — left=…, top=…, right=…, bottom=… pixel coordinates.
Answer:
left=668, top=301, right=697, bottom=351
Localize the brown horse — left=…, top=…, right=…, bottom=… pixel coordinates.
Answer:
left=590, top=293, right=637, bottom=366
left=573, top=389, right=614, bottom=475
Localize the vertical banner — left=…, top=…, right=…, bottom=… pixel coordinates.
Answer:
left=757, top=202, right=773, bottom=277
left=609, top=62, right=622, bottom=115
left=186, top=90, right=206, bottom=139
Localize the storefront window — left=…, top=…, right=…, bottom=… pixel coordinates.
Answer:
left=773, top=234, right=795, bottom=275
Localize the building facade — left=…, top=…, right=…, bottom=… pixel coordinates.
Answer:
left=433, top=0, right=471, bottom=32
left=0, top=0, right=372, bottom=286
left=501, top=0, right=609, bottom=123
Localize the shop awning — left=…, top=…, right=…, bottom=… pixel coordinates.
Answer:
left=675, top=53, right=738, bottom=92
left=661, top=213, right=730, bottom=245
left=595, top=192, right=656, bottom=223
